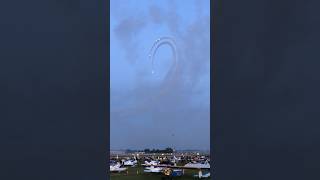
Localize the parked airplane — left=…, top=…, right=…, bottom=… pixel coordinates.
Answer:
left=123, top=159, right=137, bottom=166
left=144, top=166, right=163, bottom=173
left=184, top=160, right=210, bottom=169
left=110, top=162, right=127, bottom=172
left=194, top=172, right=211, bottom=178
left=142, top=160, right=160, bottom=166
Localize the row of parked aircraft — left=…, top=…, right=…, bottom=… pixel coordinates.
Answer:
left=110, top=157, right=211, bottom=178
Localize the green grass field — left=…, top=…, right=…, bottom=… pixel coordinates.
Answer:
left=110, top=166, right=209, bottom=180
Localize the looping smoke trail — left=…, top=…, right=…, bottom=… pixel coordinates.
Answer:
left=148, top=36, right=178, bottom=80
left=111, top=36, right=178, bottom=118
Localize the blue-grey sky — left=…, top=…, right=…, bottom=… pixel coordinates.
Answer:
left=110, top=0, right=210, bottom=150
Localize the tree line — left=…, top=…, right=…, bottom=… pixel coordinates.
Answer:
left=125, top=147, right=174, bottom=153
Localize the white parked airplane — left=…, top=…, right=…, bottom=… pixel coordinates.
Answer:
left=170, top=156, right=180, bottom=163
left=142, top=160, right=160, bottom=166
left=144, top=166, right=163, bottom=173
left=110, top=162, right=127, bottom=172
left=184, top=160, right=210, bottom=169
left=194, top=172, right=211, bottom=178
left=123, top=159, right=137, bottom=166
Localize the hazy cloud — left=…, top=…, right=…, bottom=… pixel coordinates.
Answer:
left=114, top=16, right=147, bottom=64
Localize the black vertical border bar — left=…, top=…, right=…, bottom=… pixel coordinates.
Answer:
left=107, top=0, right=110, bottom=179
left=211, top=0, right=216, bottom=179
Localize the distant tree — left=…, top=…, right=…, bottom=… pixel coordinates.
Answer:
left=143, top=148, right=174, bottom=153
left=165, top=148, right=173, bottom=153
left=144, top=149, right=150, bottom=153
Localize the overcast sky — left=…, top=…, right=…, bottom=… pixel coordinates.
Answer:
left=110, top=0, right=210, bottom=150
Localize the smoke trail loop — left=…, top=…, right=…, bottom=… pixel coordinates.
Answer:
left=148, top=36, right=178, bottom=81
left=111, top=37, right=179, bottom=118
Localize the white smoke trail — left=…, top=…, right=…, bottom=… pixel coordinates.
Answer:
left=148, top=36, right=178, bottom=79
left=111, top=36, right=179, bottom=118
left=148, top=36, right=178, bottom=97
